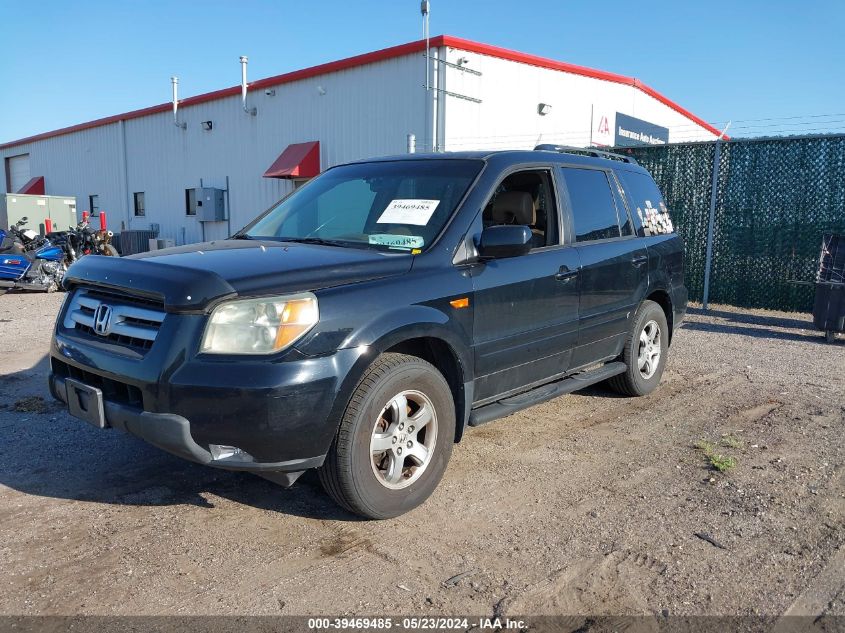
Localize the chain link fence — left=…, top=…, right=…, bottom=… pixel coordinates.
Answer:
left=619, top=135, right=845, bottom=312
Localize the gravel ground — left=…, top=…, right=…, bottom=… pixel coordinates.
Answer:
left=0, top=291, right=842, bottom=621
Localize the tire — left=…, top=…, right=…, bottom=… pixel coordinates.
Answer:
left=318, top=353, right=455, bottom=519
left=825, top=330, right=836, bottom=344
left=103, top=244, right=119, bottom=257
left=607, top=300, right=669, bottom=397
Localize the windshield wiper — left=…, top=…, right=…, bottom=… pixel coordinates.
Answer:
left=279, top=237, right=351, bottom=248
left=229, top=232, right=252, bottom=240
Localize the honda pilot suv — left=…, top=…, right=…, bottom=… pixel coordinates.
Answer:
left=49, top=146, right=686, bottom=519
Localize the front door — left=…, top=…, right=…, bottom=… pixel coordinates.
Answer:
left=470, top=168, right=581, bottom=403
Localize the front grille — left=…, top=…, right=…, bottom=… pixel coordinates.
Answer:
left=52, top=357, right=143, bottom=408
left=63, top=287, right=166, bottom=352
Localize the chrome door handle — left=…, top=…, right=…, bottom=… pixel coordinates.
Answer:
left=631, top=255, right=648, bottom=267
left=555, top=268, right=578, bottom=282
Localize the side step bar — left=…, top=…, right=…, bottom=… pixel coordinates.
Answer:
left=468, top=361, right=627, bottom=427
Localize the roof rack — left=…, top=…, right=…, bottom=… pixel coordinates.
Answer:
left=533, top=144, right=638, bottom=164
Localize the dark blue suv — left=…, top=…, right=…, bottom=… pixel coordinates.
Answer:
left=49, top=146, right=686, bottom=518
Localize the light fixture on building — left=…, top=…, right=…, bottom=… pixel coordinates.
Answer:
left=317, top=85, right=327, bottom=96
left=201, top=120, right=213, bottom=131
left=538, top=103, right=552, bottom=116
left=264, top=88, right=276, bottom=97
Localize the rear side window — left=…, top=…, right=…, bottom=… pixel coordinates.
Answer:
left=560, top=167, right=621, bottom=242
left=617, top=170, right=674, bottom=236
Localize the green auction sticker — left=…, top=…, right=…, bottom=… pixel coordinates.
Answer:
left=368, top=234, right=425, bottom=249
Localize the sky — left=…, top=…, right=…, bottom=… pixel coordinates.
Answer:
left=1, top=0, right=843, bottom=143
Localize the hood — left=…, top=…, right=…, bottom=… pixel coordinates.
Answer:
left=64, top=239, right=412, bottom=311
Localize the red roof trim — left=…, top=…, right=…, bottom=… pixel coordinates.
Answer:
left=0, top=35, right=722, bottom=149
left=263, top=141, right=320, bottom=179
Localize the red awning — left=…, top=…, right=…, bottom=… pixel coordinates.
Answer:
left=263, top=141, right=320, bottom=179
left=17, top=176, right=45, bottom=195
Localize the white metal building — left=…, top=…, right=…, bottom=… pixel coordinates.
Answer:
left=0, top=35, right=721, bottom=246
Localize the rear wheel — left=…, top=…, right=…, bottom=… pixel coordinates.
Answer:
left=318, top=353, right=455, bottom=519
left=608, top=300, right=669, bottom=397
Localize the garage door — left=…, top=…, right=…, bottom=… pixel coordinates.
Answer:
left=6, top=154, right=30, bottom=193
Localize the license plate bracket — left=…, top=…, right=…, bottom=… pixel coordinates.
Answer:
left=65, top=378, right=107, bottom=429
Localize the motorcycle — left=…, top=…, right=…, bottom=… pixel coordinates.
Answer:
left=0, top=217, right=68, bottom=294
left=48, top=218, right=119, bottom=263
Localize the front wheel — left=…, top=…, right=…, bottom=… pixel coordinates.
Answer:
left=318, top=353, right=455, bottom=519
left=608, top=300, right=669, bottom=397
left=103, top=244, right=119, bottom=256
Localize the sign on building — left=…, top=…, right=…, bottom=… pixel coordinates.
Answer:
left=614, top=112, right=669, bottom=147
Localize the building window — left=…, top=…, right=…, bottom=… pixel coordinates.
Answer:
left=133, top=192, right=145, bottom=217
left=185, top=188, right=197, bottom=216
left=88, top=194, right=100, bottom=216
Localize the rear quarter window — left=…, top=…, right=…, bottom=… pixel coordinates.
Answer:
left=617, top=170, right=675, bottom=236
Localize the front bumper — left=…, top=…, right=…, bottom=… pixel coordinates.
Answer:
left=49, top=373, right=325, bottom=485
left=49, top=320, right=367, bottom=481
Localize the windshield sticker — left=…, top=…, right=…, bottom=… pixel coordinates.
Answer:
left=368, top=234, right=425, bottom=250
left=376, top=199, right=440, bottom=226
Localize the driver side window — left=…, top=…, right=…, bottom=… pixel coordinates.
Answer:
left=482, top=169, right=559, bottom=250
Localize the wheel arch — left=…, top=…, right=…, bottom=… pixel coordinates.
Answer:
left=328, top=322, right=473, bottom=447
left=382, top=336, right=469, bottom=443
left=645, top=288, right=674, bottom=344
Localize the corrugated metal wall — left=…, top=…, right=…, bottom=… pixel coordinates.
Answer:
left=1, top=53, right=426, bottom=244
left=440, top=47, right=716, bottom=152
left=1, top=124, right=125, bottom=232
left=0, top=45, right=717, bottom=245
left=121, top=53, right=427, bottom=244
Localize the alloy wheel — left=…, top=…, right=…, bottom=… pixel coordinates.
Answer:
left=637, top=320, right=661, bottom=379
left=369, top=390, right=438, bottom=490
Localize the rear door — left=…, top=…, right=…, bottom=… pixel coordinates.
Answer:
left=470, top=167, right=581, bottom=403
left=558, top=165, right=648, bottom=368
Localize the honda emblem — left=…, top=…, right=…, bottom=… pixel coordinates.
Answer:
left=93, top=304, right=113, bottom=336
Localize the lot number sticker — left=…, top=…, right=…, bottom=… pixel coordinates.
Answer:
left=376, top=199, right=440, bottom=226
left=368, top=234, right=425, bottom=249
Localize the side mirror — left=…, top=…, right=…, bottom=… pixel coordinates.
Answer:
left=478, top=225, right=533, bottom=259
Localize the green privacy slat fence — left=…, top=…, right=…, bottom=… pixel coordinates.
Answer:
left=618, top=135, right=845, bottom=312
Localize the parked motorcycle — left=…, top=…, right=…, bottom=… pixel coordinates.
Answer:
left=49, top=218, right=119, bottom=263
left=0, top=218, right=68, bottom=294
left=7, top=217, right=47, bottom=251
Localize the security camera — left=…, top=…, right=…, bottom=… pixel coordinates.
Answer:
left=264, top=88, right=276, bottom=96
left=538, top=103, right=552, bottom=116
left=201, top=120, right=213, bottom=131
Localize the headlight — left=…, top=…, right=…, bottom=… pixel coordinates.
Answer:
left=200, top=293, right=318, bottom=355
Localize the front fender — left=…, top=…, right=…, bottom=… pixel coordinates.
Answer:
left=312, top=306, right=474, bottom=445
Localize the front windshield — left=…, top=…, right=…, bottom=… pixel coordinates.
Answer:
left=244, top=159, right=483, bottom=252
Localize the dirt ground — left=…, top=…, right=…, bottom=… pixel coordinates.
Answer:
left=0, top=291, right=842, bottom=621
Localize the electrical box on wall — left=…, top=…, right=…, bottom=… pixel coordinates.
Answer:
left=196, top=188, right=226, bottom=222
